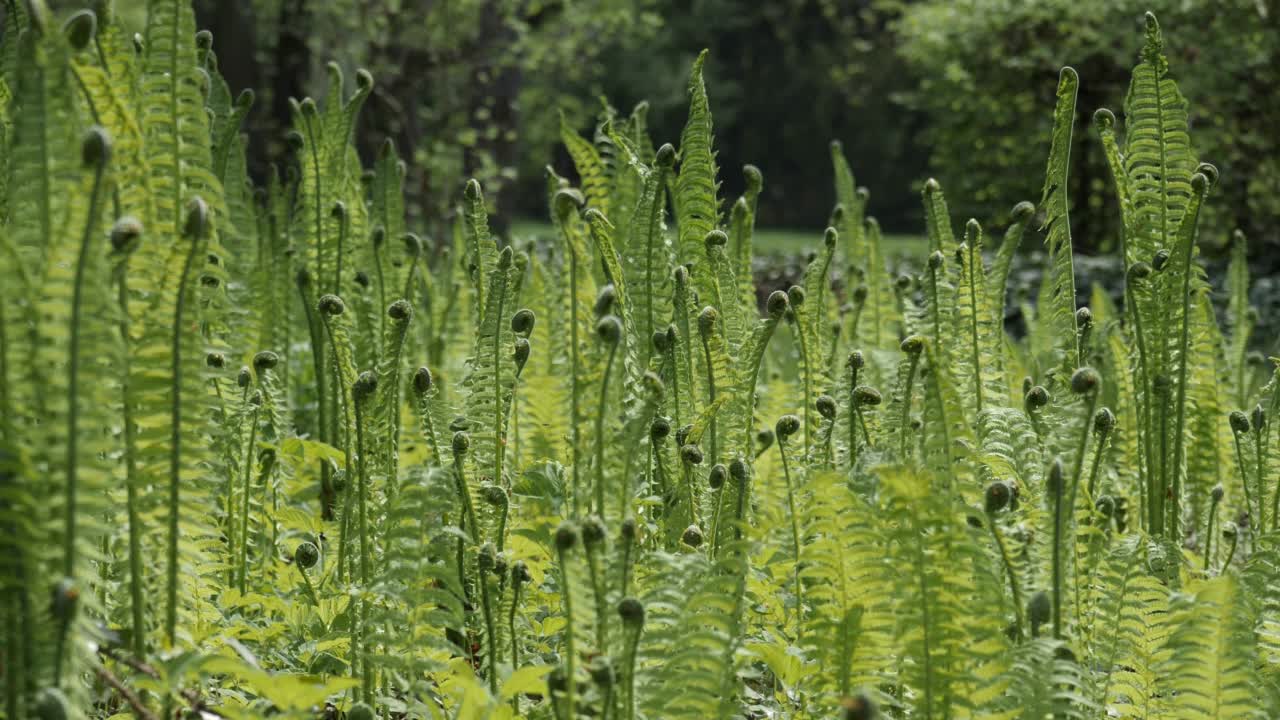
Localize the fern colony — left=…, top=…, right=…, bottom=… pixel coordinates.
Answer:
left=0, top=1, right=1275, bottom=718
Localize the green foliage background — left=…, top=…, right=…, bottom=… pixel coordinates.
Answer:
left=169, top=0, right=1279, bottom=257
left=896, top=0, right=1280, bottom=251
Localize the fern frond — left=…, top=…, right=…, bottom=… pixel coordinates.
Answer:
left=674, top=50, right=720, bottom=307
left=1037, top=67, right=1080, bottom=384
left=622, top=146, right=673, bottom=367
left=1123, top=13, right=1196, bottom=261
left=636, top=549, right=748, bottom=719
left=1162, top=576, right=1265, bottom=718
left=560, top=112, right=611, bottom=218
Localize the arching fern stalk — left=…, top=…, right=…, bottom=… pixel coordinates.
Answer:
left=165, top=197, right=211, bottom=646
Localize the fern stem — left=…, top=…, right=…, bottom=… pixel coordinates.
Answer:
left=675, top=280, right=696, bottom=428
left=1223, top=525, right=1239, bottom=569
left=848, top=368, right=860, bottom=470
left=478, top=556, right=499, bottom=695
left=1169, top=190, right=1207, bottom=540
left=115, top=250, right=146, bottom=658
left=925, top=258, right=943, bottom=355
left=1068, top=391, right=1099, bottom=530
left=298, top=275, right=335, bottom=518
left=792, top=320, right=813, bottom=458
left=585, top=545, right=606, bottom=650
left=910, top=500, right=936, bottom=718
left=899, top=350, right=923, bottom=460
left=492, top=283, right=513, bottom=494
left=1050, top=458, right=1066, bottom=640
left=849, top=291, right=867, bottom=348
left=495, top=497, right=510, bottom=555
left=819, top=420, right=834, bottom=469
left=1065, top=378, right=1098, bottom=635
left=301, top=112, right=325, bottom=291
left=776, top=434, right=804, bottom=641
left=378, top=307, right=411, bottom=559
left=664, top=336, right=682, bottom=430
left=412, top=369, right=444, bottom=463
left=1156, top=379, right=1171, bottom=534
left=372, top=242, right=387, bottom=346
left=601, top=679, right=615, bottom=720
left=650, top=440, right=669, bottom=526
left=354, top=373, right=379, bottom=696
left=431, top=280, right=461, bottom=369
left=236, top=401, right=261, bottom=594
left=166, top=200, right=208, bottom=648
left=825, top=325, right=841, bottom=389
left=964, top=240, right=984, bottom=416
left=1204, top=495, right=1220, bottom=571
left=1086, top=421, right=1111, bottom=500
left=732, top=462, right=750, bottom=546
left=621, top=613, right=642, bottom=720
left=620, top=527, right=634, bottom=597
left=570, top=248, right=583, bottom=518
left=556, top=539, right=578, bottom=719
left=320, top=300, right=359, bottom=582
left=452, top=440, right=481, bottom=545
left=681, top=460, right=700, bottom=529
left=331, top=207, right=347, bottom=301
left=265, top=461, right=279, bottom=575
left=297, top=565, right=320, bottom=607
left=62, top=141, right=107, bottom=581
left=988, top=519, right=1025, bottom=642
left=225, top=380, right=251, bottom=588
left=1232, top=433, right=1257, bottom=524
left=509, top=570, right=525, bottom=671
left=595, top=337, right=618, bottom=517
left=1126, top=282, right=1157, bottom=533
left=709, top=484, right=726, bottom=558
left=453, top=531, right=471, bottom=667
left=1255, top=422, right=1269, bottom=532
left=336, top=472, right=352, bottom=584
left=701, top=332, right=718, bottom=466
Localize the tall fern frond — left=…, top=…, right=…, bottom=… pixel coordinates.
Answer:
left=799, top=471, right=896, bottom=707
left=880, top=463, right=987, bottom=717
left=622, top=145, right=673, bottom=367
left=1036, top=67, right=1080, bottom=384
left=1123, top=12, right=1196, bottom=261
left=637, top=549, right=748, bottom=719
left=674, top=49, right=720, bottom=306
left=560, top=112, right=611, bottom=218
left=1162, top=576, right=1265, bottom=718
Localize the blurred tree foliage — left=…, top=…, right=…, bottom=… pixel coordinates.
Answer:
left=896, top=0, right=1280, bottom=255
left=187, top=0, right=929, bottom=236
left=573, top=0, right=927, bottom=232
left=174, top=0, right=1275, bottom=257
left=192, top=0, right=659, bottom=238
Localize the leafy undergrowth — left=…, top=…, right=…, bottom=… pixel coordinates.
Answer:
left=1, top=3, right=1276, bottom=719
left=509, top=219, right=928, bottom=259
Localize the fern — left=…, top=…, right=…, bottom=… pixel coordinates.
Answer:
left=1036, top=67, right=1080, bottom=385
left=2, top=9, right=1277, bottom=720
left=1162, top=576, right=1264, bottom=718
left=1124, top=13, right=1197, bottom=263
left=674, top=50, right=720, bottom=307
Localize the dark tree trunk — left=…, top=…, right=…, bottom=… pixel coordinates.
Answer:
left=466, top=0, right=523, bottom=236
left=195, top=0, right=312, bottom=184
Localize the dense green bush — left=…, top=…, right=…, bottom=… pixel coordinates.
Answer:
left=1, top=2, right=1278, bottom=719
left=897, top=0, right=1280, bottom=253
